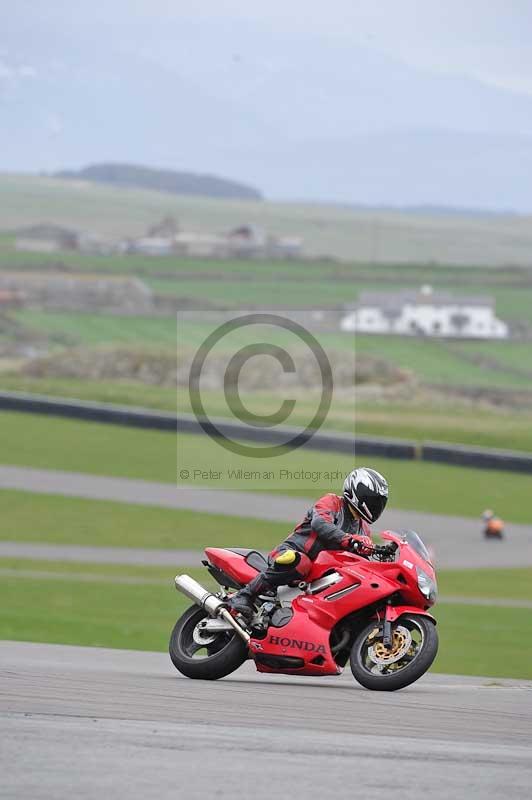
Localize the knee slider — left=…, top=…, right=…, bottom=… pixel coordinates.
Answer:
left=274, top=549, right=298, bottom=568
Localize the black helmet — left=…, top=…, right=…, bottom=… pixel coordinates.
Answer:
left=343, top=467, right=388, bottom=523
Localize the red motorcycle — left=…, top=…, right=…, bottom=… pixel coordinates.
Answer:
left=170, top=530, right=438, bottom=691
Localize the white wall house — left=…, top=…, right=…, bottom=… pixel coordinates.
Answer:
left=341, top=287, right=509, bottom=339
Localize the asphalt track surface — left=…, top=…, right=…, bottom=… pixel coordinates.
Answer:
left=2, top=465, right=532, bottom=568
left=1, top=641, right=531, bottom=800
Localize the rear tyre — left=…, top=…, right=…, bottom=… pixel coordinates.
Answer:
left=169, top=604, right=248, bottom=680
left=350, top=615, right=438, bottom=691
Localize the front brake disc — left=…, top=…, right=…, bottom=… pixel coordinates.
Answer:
left=368, top=625, right=413, bottom=665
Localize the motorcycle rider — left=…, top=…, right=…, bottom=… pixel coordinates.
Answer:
left=482, top=509, right=505, bottom=539
left=229, top=467, right=389, bottom=620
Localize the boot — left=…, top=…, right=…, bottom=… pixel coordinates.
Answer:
left=228, top=573, right=271, bottom=621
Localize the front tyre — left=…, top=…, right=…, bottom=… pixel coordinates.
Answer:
left=169, top=604, right=248, bottom=680
left=350, top=615, right=438, bottom=691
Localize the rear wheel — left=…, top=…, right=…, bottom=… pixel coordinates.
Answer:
left=350, top=615, right=438, bottom=691
left=169, top=604, right=248, bottom=680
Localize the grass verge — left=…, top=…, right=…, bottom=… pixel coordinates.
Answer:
left=437, top=568, right=532, bottom=602
left=0, top=489, right=290, bottom=550
left=3, top=377, right=532, bottom=453
left=1, top=412, right=532, bottom=523
left=0, top=573, right=184, bottom=652
left=432, top=603, right=532, bottom=679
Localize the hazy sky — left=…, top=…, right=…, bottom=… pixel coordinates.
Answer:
left=4, top=0, right=531, bottom=94
left=3, top=1, right=532, bottom=208
left=178, top=0, right=532, bottom=95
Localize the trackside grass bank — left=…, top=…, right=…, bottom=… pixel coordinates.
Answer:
left=0, top=489, right=289, bottom=551
left=6, top=376, right=532, bottom=454
left=8, top=311, right=532, bottom=392
left=432, top=604, right=532, bottom=680
left=1, top=412, right=532, bottom=523
left=436, top=568, right=532, bottom=602
left=1, top=560, right=531, bottom=679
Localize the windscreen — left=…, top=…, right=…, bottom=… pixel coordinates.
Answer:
left=403, top=531, right=431, bottom=563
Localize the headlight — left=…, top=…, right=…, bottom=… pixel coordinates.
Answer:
left=416, top=567, right=437, bottom=603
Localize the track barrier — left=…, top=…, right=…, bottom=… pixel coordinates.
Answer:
left=1, top=390, right=531, bottom=474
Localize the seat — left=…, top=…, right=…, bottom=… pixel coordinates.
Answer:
left=228, top=548, right=268, bottom=572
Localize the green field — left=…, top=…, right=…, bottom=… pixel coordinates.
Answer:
left=0, top=489, right=289, bottom=551
left=6, top=267, right=532, bottom=324
left=0, top=567, right=184, bottom=652
left=354, top=334, right=532, bottom=389
left=353, top=401, right=532, bottom=452
left=1, top=412, right=532, bottom=523
left=437, top=568, right=532, bottom=601
left=3, top=174, right=532, bottom=454
left=432, top=603, right=532, bottom=679
left=2, top=238, right=532, bottom=283
left=4, top=173, right=532, bottom=265
left=1, top=558, right=530, bottom=678
left=0, top=374, right=181, bottom=411
left=13, top=309, right=178, bottom=346
left=7, top=309, right=532, bottom=395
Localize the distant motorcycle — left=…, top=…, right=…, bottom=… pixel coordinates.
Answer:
left=482, top=510, right=504, bottom=540
left=170, top=530, right=438, bottom=691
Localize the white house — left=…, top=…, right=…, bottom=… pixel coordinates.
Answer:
left=340, top=286, right=508, bottom=339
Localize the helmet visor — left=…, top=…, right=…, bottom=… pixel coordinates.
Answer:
left=358, top=493, right=388, bottom=523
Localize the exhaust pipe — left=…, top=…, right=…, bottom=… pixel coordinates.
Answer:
left=175, top=574, right=250, bottom=644
left=175, top=574, right=226, bottom=616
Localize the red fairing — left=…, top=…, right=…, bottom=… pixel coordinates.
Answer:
left=249, top=531, right=437, bottom=676
left=204, top=547, right=259, bottom=585
left=204, top=531, right=437, bottom=678
left=252, top=551, right=401, bottom=676
left=385, top=605, right=436, bottom=624
left=250, top=613, right=340, bottom=676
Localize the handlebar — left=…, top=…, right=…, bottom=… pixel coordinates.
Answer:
left=371, top=543, right=398, bottom=562
left=347, top=539, right=397, bottom=561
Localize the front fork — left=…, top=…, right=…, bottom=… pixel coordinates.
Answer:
left=382, top=601, right=394, bottom=649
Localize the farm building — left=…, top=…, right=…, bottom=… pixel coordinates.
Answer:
left=341, top=286, right=508, bottom=339
left=226, top=224, right=267, bottom=257
left=15, top=224, right=79, bottom=253
left=15, top=224, right=122, bottom=255
left=127, top=236, right=176, bottom=256
left=173, top=232, right=229, bottom=258
left=227, top=224, right=303, bottom=259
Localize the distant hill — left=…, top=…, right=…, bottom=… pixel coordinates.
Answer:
left=54, top=163, right=262, bottom=201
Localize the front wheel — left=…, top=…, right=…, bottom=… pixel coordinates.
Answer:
left=350, top=615, right=438, bottom=691
left=169, top=604, right=248, bottom=680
